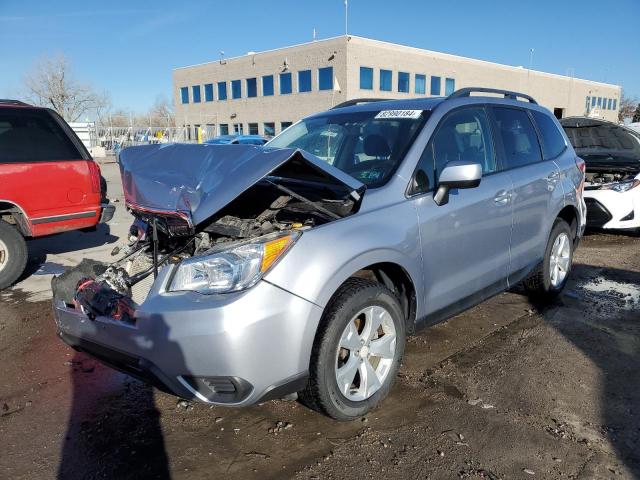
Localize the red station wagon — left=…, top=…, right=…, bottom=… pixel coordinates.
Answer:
left=0, top=100, right=114, bottom=289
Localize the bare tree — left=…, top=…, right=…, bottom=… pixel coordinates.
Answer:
left=618, top=90, right=638, bottom=122
left=147, top=95, right=175, bottom=127
left=24, top=54, right=109, bottom=122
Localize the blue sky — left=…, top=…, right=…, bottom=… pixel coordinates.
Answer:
left=1, top=0, right=638, bottom=113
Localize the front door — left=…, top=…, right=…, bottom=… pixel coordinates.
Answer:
left=411, top=106, right=513, bottom=323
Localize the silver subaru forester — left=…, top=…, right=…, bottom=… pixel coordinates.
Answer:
left=53, top=88, right=586, bottom=420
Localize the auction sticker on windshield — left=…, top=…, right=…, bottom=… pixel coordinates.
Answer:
left=374, top=110, right=423, bottom=119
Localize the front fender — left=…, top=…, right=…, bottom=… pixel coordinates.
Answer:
left=264, top=199, right=424, bottom=316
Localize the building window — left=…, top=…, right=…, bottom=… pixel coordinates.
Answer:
left=233, top=123, right=244, bottom=134
left=318, top=67, right=333, bottom=90
left=246, top=78, right=257, bottom=98
left=380, top=69, right=392, bottom=91
left=430, top=76, right=441, bottom=95
left=398, top=72, right=409, bottom=93
left=445, top=78, right=455, bottom=96
left=597, top=97, right=602, bottom=107
left=298, top=70, right=312, bottom=93
left=585, top=96, right=590, bottom=111
left=262, top=75, right=274, bottom=96
left=591, top=96, right=596, bottom=107
left=192, top=85, right=201, bottom=103
left=281, top=121, right=292, bottom=131
left=248, top=123, right=259, bottom=135
left=231, top=80, right=242, bottom=99
left=204, top=83, right=214, bottom=102
left=180, top=87, right=189, bottom=104
left=264, top=122, right=275, bottom=137
left=280, top=72, right=292, bottom=94
left=218, top=81, right=227, bottom=101
left=613, top=99, right=617, bottom=110
left=360, top=67, right=373, bottom=90
left=608, top=98, right=613, bottom=110
left=415, top=74, right=426, bottom=94
left=219, top=123, right=229, bottom=135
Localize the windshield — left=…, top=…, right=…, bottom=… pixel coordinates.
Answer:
left=268, top=109, right=429, bottom=187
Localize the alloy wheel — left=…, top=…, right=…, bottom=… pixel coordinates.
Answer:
left=335, top=305, right=397, bottom=401
left=549, top=232, right=571, bottom=287
left=0, top=238, right=8, bottom=273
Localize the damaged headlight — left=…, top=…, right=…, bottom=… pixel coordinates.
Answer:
left=169, top=232, right=299, bottom=294
left=606, top=179, right=640, bottom=193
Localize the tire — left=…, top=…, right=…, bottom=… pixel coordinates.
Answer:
left=0, top=220, right=28, bottom=290
left=300, top=278, right=406, bottom=421
left=523, top=218, right=573, bottom=301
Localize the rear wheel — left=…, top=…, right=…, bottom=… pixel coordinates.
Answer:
left=0, top=220, right=28, bottom=290
left=300, top=278, right=406, bottom=420
left=523, top=218, right=573, bottom=301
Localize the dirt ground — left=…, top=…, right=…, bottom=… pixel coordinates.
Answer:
left=0, top=164, right=638, bottom=479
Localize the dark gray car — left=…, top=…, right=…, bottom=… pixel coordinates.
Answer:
left=53, top=88, right=586, bottom=420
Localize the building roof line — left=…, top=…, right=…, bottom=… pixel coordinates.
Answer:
left=173, top=34, right=619, bottom=90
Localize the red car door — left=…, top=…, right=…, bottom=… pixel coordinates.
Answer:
left=0, top=106, right=102, bottom=237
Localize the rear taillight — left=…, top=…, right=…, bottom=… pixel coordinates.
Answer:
left=575, top=157, right=586, bottom=194
left=87, top=161, right=101, bottom=194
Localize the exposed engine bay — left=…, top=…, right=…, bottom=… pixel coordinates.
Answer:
left=585, top=170, right=639, bottom=189
left=53, top=176, right=361, bottom=320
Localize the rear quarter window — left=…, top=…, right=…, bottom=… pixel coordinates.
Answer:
left=0, top=108, right=83, bottom=163
left=531, top=110, right=567, bottom=159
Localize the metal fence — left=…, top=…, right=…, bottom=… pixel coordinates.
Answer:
left=86, top=125, right=217, bottom=155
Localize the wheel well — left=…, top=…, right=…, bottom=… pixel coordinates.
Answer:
left=0, top=201, right=30, bottom=236
left=351, top=262, right=417, bottom=335
left=557, top=205, right=578, bottom=241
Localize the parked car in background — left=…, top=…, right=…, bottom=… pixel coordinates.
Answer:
left=205, top=134, right=268, bottom=145
left=561, top=117, right=640, bottom=231
left=53, top=88, right=585, bottom=420
left=0, top=100, right=114, bottom=289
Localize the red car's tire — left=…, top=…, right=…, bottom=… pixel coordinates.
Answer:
left=0, top=220, right=28, bottom=290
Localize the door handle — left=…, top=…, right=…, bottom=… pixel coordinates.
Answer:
left=546, top=171, right=560, bottom=182
left=493, top=190, right=511, bottom=205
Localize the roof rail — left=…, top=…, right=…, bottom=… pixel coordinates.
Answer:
left=448, top=87, right=537, bottom=104
left=331, top=98, right=390, bottom=110
left=0, top=99, right=30, bottom=106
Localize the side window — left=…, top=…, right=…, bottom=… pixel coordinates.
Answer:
left=411, top=107, right=495, bottom=194
left=492, top=107, right=542, bottom=169
left=531, top=110, right=566, bottom=160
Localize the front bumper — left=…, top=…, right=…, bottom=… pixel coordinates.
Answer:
left=53, top=266, right=322, bottom=406
left=584, top=188, right=640, bottom=230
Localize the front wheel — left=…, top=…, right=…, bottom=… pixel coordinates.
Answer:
left=0, top=220, right=28, bottom=290
left=523, top=218, right=574, bottom=301
left=300, top=278, right=406, bottom=421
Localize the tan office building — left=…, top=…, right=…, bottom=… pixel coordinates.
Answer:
left=173, top=35, right=621, bottom=139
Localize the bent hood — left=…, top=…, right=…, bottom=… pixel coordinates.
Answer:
left=560, top=117, right=640, bottom=168
left=118, top=143, right=365, bottom=227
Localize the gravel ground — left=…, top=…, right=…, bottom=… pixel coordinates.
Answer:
left=0, top=162, right=638, bottom=479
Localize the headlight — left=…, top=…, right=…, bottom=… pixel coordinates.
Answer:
left=605, top=179, right=640, bottom=193
left=170, top=232, right=299, bottom=294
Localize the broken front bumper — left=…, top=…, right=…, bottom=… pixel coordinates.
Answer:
left=53, top=265, right=322, bottom=406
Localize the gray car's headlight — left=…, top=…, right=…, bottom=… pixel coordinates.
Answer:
left=170, top=231, right=299, bottom=294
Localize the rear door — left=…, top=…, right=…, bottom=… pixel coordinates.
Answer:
left=412, top=106, right=514, bottom=322
left=0, top=107, right=101, bottom=236
left=489, top=106, right=562, bottom=280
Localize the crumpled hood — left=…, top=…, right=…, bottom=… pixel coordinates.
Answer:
left=118, top=143, right=365, bottom=227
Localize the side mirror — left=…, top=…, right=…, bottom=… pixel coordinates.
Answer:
left=434, top=161, right=482, bottom=206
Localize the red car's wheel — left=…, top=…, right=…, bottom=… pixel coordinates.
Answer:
left=0, top=220, right=28, bottom=290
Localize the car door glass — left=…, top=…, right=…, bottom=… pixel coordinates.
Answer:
left=412, top=107, right=495, bottom=194
left=492, top=108, right=543, bottom=169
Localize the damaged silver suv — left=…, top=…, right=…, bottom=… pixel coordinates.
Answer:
left=53, top=88, right=586, bottom=420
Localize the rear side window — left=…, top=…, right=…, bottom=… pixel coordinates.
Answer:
left=492, top=107, right=542, bottom=169
left=0, top=109, right=83, bottom=163
left=531, top=110, right=566, bottom=159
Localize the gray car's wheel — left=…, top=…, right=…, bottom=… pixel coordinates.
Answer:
left=0, top=220, right=28, bottom=290
left=300, top=278, right=406, bottom=421
left=523, top=218, right=573, bottom=301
